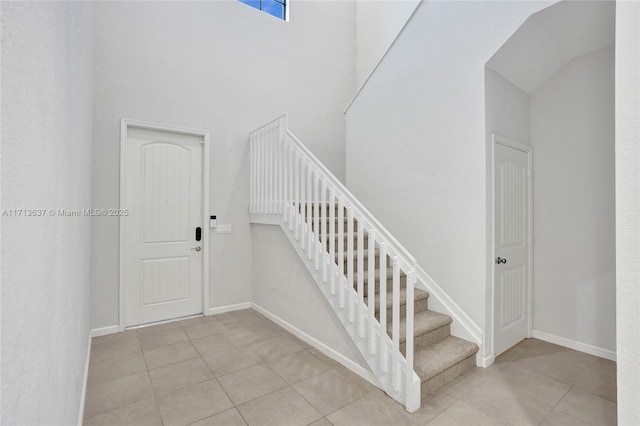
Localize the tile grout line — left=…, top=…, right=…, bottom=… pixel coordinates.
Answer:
left=540, top=384, right=599, bottom=426
left=289, top=366, right=371, bottom=421
left=88, top=310, right=371, bottom=424
left=135, top=337, right=167, bottom=426
left=158, top=318, right=237, bottom=426
left=164, top=318, right=235, bottom=426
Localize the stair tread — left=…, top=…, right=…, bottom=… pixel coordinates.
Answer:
left=353, top=268, right=405, bottom=280
left=363, top=287, right=429, bottom=308
left=413, top=336, right=479, bottom=381
left=389, top=310, right=452, bottom=341
left=334, top=233, right=369, bottom=240
left=340, top=248, right=381, bottom=260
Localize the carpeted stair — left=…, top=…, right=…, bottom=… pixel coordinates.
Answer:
left=308, top=206, right=479, bottom=401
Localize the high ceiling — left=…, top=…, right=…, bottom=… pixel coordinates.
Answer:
left=487, top=0, right=615, bottom=93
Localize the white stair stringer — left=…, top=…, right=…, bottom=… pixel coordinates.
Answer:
left=256, top=209, right=422, bottom=412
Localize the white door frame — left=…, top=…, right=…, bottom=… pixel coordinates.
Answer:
left=490, top=133, right=533, bottom=357
left=119, top=118, right=210, bottom=331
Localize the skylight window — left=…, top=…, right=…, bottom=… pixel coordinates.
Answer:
left=239, top=0, right=287, bottom=21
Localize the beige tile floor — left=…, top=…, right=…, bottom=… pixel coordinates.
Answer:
left=84, top=309, right=617, bottom=426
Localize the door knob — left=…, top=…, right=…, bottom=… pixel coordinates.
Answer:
left=191, top=246, right=202, bottom=252
left=495, top=257, right=507, bottom=264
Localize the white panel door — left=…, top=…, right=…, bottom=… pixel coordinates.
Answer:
left=124, top=127, right=204, bottom=327
left=494, top=141, right=531, bottom=356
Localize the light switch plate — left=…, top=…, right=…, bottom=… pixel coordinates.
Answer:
left=216, top=224, right=232, bottom=234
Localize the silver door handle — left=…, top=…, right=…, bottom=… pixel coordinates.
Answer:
left=495, top=257, right=507, bottom=264
left=191, top=246, right=201, bottom=252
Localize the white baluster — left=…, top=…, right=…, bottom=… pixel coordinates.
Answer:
left=347, top=207, right=354, bottom=322
left=272, top=125, right=278, bottom=214
left=300, top=161, right=307, bottom=250
left=379, top=243, right=387, bottom=371
left=276, top=128, right=282, bottom=216
left=406, top=270, right=416, bottom=401
left=368, top=230, right=376, bottom=354
left=268, top=128, right=272, bottom=213
left=314, top=172, right=320, bottom=271
left=306, top=166, right=312, bottom=260
left=293, top=153, right=300, bottom=239
left=272, top=126, right=277, bottom=215
left=329, top=189, right=336, bottom=295
left=283, top=141, right=288, bottom=223
left=288, top=143, right=295, bottom=229
left=288, top=144, right=293, bottom=230
left=338, top=198, right=344, bottom=308
left=263, top=127, right=268, bottom=213
left=249, top=135, right=254, bottom=214
left=392, top=256, right=400, bottom=391
left=258, top=131, right=264, bottom=213
left=357, top=218, right=364, bottom=337
left=321, top=179, right=327, bottom=283
left=279, top=127, right=284, bottom=216
left=253, top=134, right=258, bottom=214
left=278, top=128, right=287, bottom=215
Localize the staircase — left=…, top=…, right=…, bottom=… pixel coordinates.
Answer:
left=249, top=115, right=478, bottom=412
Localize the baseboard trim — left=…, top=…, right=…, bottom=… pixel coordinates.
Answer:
left=479, top=352, right=495, bottom=368
left=208, top=302, right=252, bottom=316
left=415, top=267, right=482, bottom=350
left=532, top=330, right=617, bottom=361
left=90, top=303, right=253, bottom=337
left=77, top=331, right=91, bottom=425
left=251, top=302, right=381, bottom=389
left=90, top=325, right=120, bottom=338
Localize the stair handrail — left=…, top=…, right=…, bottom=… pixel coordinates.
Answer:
left=251, top=114, right=417, bottom=268
left=284, top=129, right=417, bottom=267
left=249, top=114, right=421, bottom=411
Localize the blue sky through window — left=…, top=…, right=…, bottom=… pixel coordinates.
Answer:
left=239, top=0, right=286, bottom=20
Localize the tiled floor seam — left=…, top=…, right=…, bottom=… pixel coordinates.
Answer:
left=231, top=364, right=291, bottom=403
left=83, top=395, right=156, bottom=423
left=304, top=388, right=370, bottom=420
left=268, top=356, right=335, bottom=386
left=418, top=401, right=452, bottom=425
left=213, top=360, right=269, bottom=381
left=225, top=364, right=344, bottom=422
left=235, top=404, right=251, bottom=426
left=85, top=312, right=617, bottom=425
left=441, top=370, right=487, bottom=400
left=539, top=383, right=574, bottom=424
left=287, top=367, right=341, bottom=414
left=139, top=345, right=152, bottom=373
left=175, top=378, right=234, bottom=426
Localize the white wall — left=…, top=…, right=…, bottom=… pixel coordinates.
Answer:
left=251, top=225, right=368, bottom=371
left=531, top=47, right=615, bottom=355
left=91, top=0, right=356, bottom=329
left=615, top=2, right=640, bottom=423
left=485, top=69, right=532, bottom=147
left=1, top=2, right=94, bottom=424
left=355, top=0, right=420, bottom=88
left=346, top=1, right=550, bottom=356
